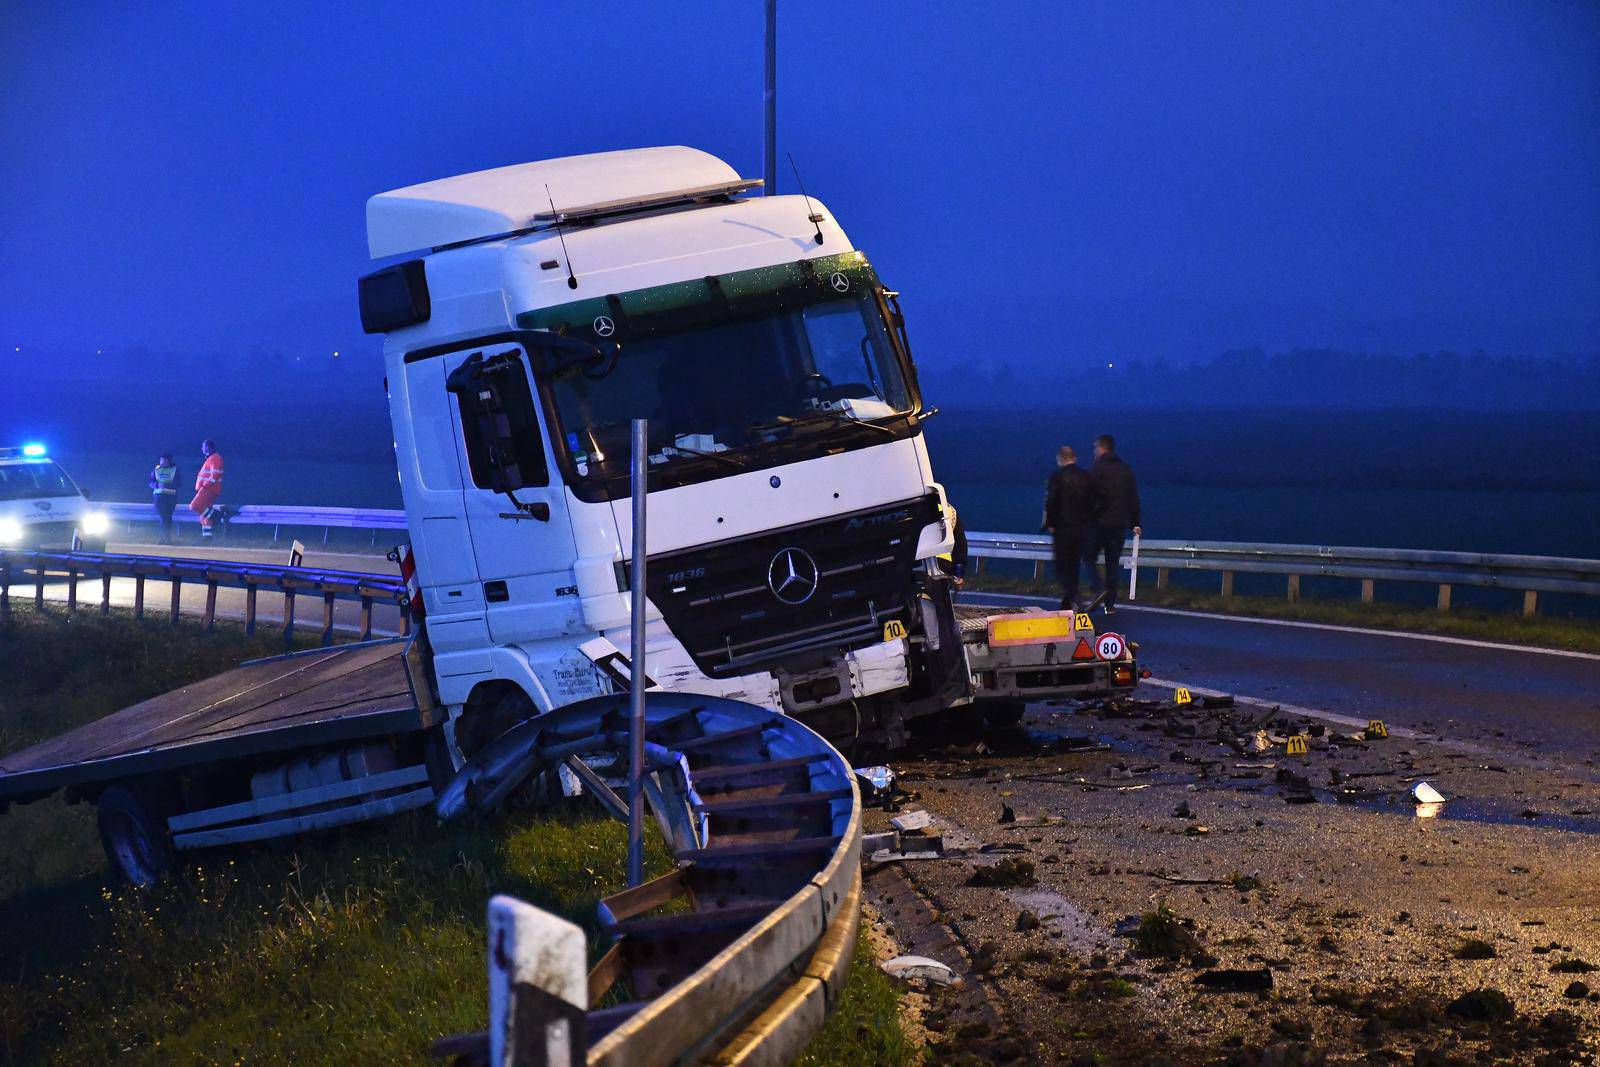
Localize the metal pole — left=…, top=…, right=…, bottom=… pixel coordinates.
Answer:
left=627, top=418, right=648, bottom=887
left=764, top=0, right=776, bottom=195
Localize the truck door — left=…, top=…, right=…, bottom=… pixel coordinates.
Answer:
left=439, top=340, right=583, bottom=646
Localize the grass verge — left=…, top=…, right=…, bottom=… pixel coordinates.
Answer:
left=968, top=573, right=1600, bottom=654
left=0, top=605, right=912, bottom=1065
left=800, top=924, right=919, bottom=1067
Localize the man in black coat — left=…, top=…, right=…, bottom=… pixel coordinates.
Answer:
left=1042, top=445, right=1099, bottom=609
left=1085, top=434, right=1141, bottom=615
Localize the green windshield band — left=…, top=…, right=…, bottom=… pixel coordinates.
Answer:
left=516, top=251, right=875, bottom=337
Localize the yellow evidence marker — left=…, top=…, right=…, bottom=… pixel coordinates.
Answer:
left=1285, top=735, right=1309, bottom=756
left=1174, top=687, right=1193, bottom=705
left=1074, top=612, right=1094, bottom=632
left=882, top=619, right=908, bottom=641
left=1365, top=719, right=1388, bottom=740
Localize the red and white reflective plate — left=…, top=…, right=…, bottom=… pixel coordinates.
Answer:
left=1094, top=632, right=1126, bottom=660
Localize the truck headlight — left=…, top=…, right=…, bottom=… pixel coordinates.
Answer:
left=0, top=518, right=22, bottom=544
left=80, top=512, right=110, bottom=537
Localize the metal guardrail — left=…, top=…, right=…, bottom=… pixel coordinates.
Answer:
left=430, top=692, right=862, bottom=1067
left=0, top=548, right=408, bottom=643
left=100, top=500, right=408, bottom=543
left=967, top=531, right=1600, bottom=614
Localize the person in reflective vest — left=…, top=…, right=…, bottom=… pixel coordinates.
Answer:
left=149, top=453, right=179, bottom=544
left=189, top=439, right=224, bottom=539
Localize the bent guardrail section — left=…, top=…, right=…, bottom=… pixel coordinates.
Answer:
left=432, top=692, right=862, bottom=1067
left=0, top=548, right=408, bottom=642
left=967, top=531, right=1600, bottom=613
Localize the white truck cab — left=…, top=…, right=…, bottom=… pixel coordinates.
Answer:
left=0, top=445, right=110, bottom=552
left=361, top=147, right=965, bottom=753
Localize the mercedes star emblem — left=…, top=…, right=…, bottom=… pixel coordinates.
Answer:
left=829, top=272, right=850, bottom=292
left=593, top=315, right=616, bottom=337
left=767, top=547, right=820, bottom=605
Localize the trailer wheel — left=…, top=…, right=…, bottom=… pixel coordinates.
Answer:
left=982, top=700, right=1027, bottom=731
left=96, top=784, right=176, bottom=887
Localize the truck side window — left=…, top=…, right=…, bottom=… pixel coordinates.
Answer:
left=454, top=350, right=550, bottom=490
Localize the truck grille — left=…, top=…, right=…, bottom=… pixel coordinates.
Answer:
left=645, top=494, right=941, bottom=678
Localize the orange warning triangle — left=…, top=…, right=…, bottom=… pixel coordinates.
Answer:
left=1071, top=637, right=1095, bottom=661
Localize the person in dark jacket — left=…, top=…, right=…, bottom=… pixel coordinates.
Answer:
left=1042, top=446, right=1099, bottom=609
left=1085, top=434, right=1141, bottom=615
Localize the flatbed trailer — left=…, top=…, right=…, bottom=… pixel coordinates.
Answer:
left=0, top=636, right=446, bottom=884
left=955, top=603, right=1139, bottom=724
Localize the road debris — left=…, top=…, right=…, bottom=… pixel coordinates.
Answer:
left=881, top=954, right=960, bottom=987
left=1411, top=780, right=1446, bottom=804
left=1194, top=968, right=1273, bottom=992
left=892, top=809, right=933, bottom=832
left=855, top=764, right=895, bottom=797
left=967, top=857, right=1037, bottom=887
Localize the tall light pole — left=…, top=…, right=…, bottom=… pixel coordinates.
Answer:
left=764, top=0, right=777, bottom=195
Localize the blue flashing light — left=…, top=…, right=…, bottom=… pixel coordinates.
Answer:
left=22, top=443, right=46, bottom=457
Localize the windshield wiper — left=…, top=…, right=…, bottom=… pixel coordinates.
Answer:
left=661, top=443, right=747, bottom=470
left=753, top=410, right=900, bottom=439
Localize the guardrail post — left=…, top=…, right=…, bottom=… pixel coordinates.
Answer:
left=1, top=560, right=9, bottom=619
left=1437, top=584, right=1452, bottom=612
left=486, top=895, right=588, bottom=1067
left=321, top=593, right=335, bottom=646
left=134, top=575, right=145, bottom=620
left=1031, top=560, right=1044, bottom=581
left=245, top=586, right=258, bottom=636
left=972, top=556, right=983, bottom=577
left=1522, top=590, right=1538, bottom=617
left=1157, top=567, right=1169, bottom=592
left=1360, top=578, right=1374, bottom=604
left=170, top=577, right=182, bottom=626
left=66, top=567, right=79, bottom=613
left=35, top=566, right=45, bottom=611
left=283, top=589, right=297, bottom=648
left=204, top=581, right=219, bottom=631
left=359, top=595, right=373, bottom=640
left=1220, top=571, right=1234, bottom=599
left=1286, top=574, right=1300, bottom=602
left=101, top=571, right=112, bottom=615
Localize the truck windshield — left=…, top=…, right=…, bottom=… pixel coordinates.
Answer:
left=520, top=253, right=918, bottom=500
left=0, top=462, right=79, bottom=501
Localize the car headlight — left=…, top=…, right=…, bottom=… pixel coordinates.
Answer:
left=80, top=512, right=110, bottom=537
left=0, top=518, right=22, bottom=544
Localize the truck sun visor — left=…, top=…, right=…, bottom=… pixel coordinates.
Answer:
left=359, top=259, right=431, bottom=334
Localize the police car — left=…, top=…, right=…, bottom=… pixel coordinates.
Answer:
left=0, top=444, right=110, bottom=552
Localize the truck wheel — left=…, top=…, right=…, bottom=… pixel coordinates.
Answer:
left=423, top=725, right=460, bottom=794
left=97, top=784, right=176, bottom=887
left=982, top=701, right=1027, bottom=731
left=456, top=687, right=537, bottom=758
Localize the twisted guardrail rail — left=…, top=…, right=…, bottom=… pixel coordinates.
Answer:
left=430, top=691, right=863, bottom=1067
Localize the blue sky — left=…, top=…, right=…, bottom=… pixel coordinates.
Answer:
left=2, top=0, right=1596, bottom=376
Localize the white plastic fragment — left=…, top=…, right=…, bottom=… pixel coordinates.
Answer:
left=1411, top=781, right=1447, bottom=804
left=881, top=954, right=959, bottom=986
left=891, top=809, right=933, bottom=832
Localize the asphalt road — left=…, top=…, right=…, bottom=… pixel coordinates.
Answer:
left=963, top=592, right=1600, bottom=763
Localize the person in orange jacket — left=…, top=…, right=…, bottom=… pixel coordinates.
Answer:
left=189, top=439, right=225, bottom=539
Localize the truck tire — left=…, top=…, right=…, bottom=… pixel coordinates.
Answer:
left=96, top=784, right=176, bottom=887
left=981, top=700, right=1027, bottom=731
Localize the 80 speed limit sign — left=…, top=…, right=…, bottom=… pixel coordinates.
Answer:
left=1094, top=632, right=1126, bottom=661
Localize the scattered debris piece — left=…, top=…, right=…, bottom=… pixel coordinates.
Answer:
left=1551, top=958, right=1597, bottom=974
left=1194, top=968, right=1273, bottom=992
left=1563, top=981, right=1591, bottom=1000
left=1015, top=909, right=1041, bottom=932
left=1411, top=781, right=1446, bottom=804
left=1183, top=825, right=1210, bottom=837
left=1172, top=800, right=1192, bottom=819
left=967, top=857, right=1037, bottom=887
left=854, top=765, right=895, bottom=796
left=891, top=809, right=933, bottom=833
left=1133, top=906, right=1205, bottom=961
left=1445, top=987, right=1516, bottom=1023
left=881, top=955, right=959, bottom=986
left=969, top=941, right=999, bottom=974
left=1454, top=938, right=1497, bottom=960
left=998, top=802, right=1015, bottom=824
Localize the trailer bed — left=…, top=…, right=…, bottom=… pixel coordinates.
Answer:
left=0, top=638, right=439, bottom=805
